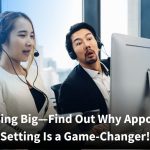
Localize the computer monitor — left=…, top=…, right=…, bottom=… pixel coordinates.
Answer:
left=110, top=33, right=150, bottom=133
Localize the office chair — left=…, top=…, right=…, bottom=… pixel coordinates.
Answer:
left=51, top=83, right=62, bottom=114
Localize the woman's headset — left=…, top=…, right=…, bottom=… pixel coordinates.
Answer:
left=0, top=13, right=40, bottom=57
left=0, top=12, right=49, bottom=115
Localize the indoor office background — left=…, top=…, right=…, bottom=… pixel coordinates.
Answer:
left=0, top=0, right=149, bottom=95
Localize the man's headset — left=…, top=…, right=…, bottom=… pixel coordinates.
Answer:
left=68, top=36, right=105, bottom=60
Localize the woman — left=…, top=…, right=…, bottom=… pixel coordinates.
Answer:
left=0, top=11, right=55, bottom=134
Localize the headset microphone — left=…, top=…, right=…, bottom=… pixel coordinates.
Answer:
left=100, top=42, right=104, bottom=49
left=34, top=49, right=39, bottom=57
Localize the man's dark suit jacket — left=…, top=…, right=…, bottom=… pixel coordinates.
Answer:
left=58, top=58, right=110, bottom=114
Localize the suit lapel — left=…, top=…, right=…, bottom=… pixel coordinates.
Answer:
left=77, top=65, right=103, bottom=96
left=76, top=64, right=108, bottom=115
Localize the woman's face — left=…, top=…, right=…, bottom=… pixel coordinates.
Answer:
left=3, top=17, right=35, bottom=63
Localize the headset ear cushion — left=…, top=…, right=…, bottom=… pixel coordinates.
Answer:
left=97, top=40, right=103, bottom=49
left=95, top=35, right=103, bottom=49
left=69, top=51, right=77, bottom=60
left=0, top=31, right=6, bottom=44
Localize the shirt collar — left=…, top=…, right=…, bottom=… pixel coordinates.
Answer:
left=82, top=67, right=98, bottom=78
left=82, top=62, right=108, bottom=78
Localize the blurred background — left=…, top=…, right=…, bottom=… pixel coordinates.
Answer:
left=1, top=0, right=149, bottom=98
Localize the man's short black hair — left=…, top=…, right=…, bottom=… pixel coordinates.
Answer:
left=66, top=22, right=97, bottom=60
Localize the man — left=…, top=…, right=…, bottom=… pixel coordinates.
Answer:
left=58, top=22, right=110, bottom=115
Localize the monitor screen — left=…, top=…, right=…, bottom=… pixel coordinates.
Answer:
left=110, top=33, right=150, bottom=133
